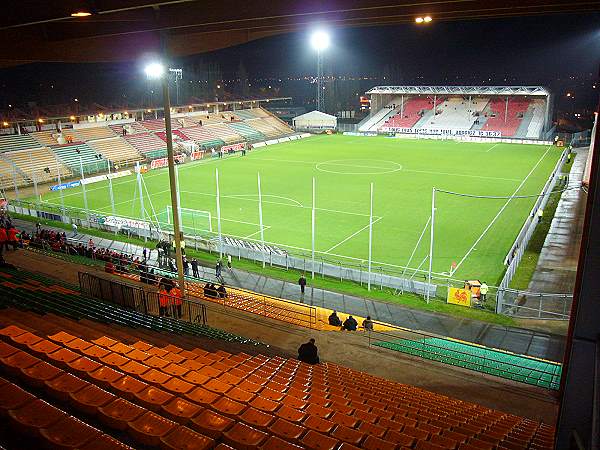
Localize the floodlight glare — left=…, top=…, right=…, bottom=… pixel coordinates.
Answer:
left=424, top=16, right=432, bottom=22
left=145, top=63, right=165, bottom=79
left=311, top=31, right=330, bottom=51
left=415, top=17, right=424, bottom=23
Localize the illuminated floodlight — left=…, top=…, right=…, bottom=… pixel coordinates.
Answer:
left=145, top=62, right=165, bottom=79
left=424, top=16, right=432, bottom=22
left=310, top=31, right=330, bottom=51
left=38, top=118, right=44, bottom=123
left=69, top=115, right=76, bottom=120
left=415, top=17, right=424, bottom=23
left=2, top=122, right=8, bottom=127
left=71, top=11, right=91, bottom=17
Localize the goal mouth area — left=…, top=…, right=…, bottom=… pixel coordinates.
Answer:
left=155, top=206, right=213, bottom=235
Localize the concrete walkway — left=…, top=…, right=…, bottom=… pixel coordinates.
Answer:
left=13, top=218, right=565, bottom=361
left=521, top=147, right=588, bottom=318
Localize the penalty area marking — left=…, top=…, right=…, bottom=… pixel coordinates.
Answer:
left=324, top=216, right=383, bottom=254
left=315, top=159, right=403, bottom=175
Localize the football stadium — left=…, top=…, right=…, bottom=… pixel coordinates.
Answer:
left=0, top=2, right=598, bottom=449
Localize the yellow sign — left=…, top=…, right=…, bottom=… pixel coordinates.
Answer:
left=447, top=287, right=471, bottom=307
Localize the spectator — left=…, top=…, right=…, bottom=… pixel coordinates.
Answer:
left=88, top=238, right=94, bottom=251
left=328, top=311, right=342, bottom=327
left=217, top=284, right=227, bottom=299
left=343, top=316, right=358, bottom=331
left=191, top=259, right=199, bottom=278
left=0, top=226, right=7, bottom=253
left=159, top=285, right=171, bottom=317
left=71, top=223, right=78, bottom=237
left=105, top=260, right=114, bottom=274
left=183, top=257, right=189, bottom=276
left=227, top=254, right=232, bottom=269
left=298, top=274, right=307, bottom=296
left=215, top=259, right=223, bottom=281
left=480, top=282, right=489, bottom=304
left=7, top=226, right=19, bottom=250
left=362, top=316, right=374, bottom=332
left=298, top=338, right=319, bottom=365
left=172, top=284, right=183, bottom=319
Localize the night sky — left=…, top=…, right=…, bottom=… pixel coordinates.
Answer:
left=0, top=13, right=598, bottom=122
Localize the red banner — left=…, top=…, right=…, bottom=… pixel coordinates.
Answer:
left=191, top=151, right=205, bottom=161
left=222, top=142, right=245, bottom=153
left=150, top=154, right=185, bottom=170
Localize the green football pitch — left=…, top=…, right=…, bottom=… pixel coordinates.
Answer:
left=38, top=134, right=561, bottom=284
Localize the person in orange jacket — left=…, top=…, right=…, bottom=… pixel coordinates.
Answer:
left=159, top=285, right=171, bottom=317
left=7, top=226, right=19, bottom=250
left=171, top=284, right=183, bottom=319
left=0, top=227, right=7, bottom=254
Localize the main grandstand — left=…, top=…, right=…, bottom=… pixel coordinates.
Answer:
left=360, top=86, right=552, bottom=140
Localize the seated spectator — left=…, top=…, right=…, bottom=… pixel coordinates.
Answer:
left=105, top=260, right=115, bottom=274
left=362, top=316, right=374, bottom=332
left=328, top=311, right=342, bottom=327
left=7, top=226, right=19, bottom=250
left=342, top=315, right=358, bottom=331
left=217, top=284, right=227, bottom=299
left=298, top=338, right=319, bottom=365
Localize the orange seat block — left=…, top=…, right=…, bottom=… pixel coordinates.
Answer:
left=303, top=415, right=335, bottom=433
left=10, top=331, right=43, bottom=348
left=128, top=411, right=178, bottom=447
left=1, top=349, right=39, bottom=374
left=331, top=424, right=365, bottom=446
left=70, top=384, right=117, bottom=415
left=226, top=386, right=255, bottom=404
left=185, top=386, right=220, bottom=406
left=139, top=368, right=173, bottom=386
left=135, top=386, right=175, bottom=411
left=40, top=415, right=102, bottom=449
left=100, top=352, right=130, bottom=369
left=362, top=435, right=398, bottom=450
left=223, top=422, right=268, bottom=449
left=269, top=418, right=306, bottom=442
left=300, top=430, right=340, bottom=450
left=163, top=377, right=195, bottom=395
left=212, top=395, right=247, bottom=418
left=0, top=382, right=35, bottom=414
left=0, top=341, right=20, bottom=358
left=92, top=336, right=118, bottom=348
left=250, top=396, right=280, bottom=413
left=415, top=439, right=447, bottom=450
left=120, top=360, right=150, bottom=376
left=206, top=378, right=233, bottom=394
left=161, top=397, right=203, bottom=424
left=81, top=345, right=111, bottom=359
left=358, top=421, right=387, bottom=438
left=9, top=398, right=67, bottom=433
left=0, top=325, right=28, bottom=338
left=47, top=348, right=80, bottom=367
left=27, top=339, right=61, bottom=357
left=145, top=355, right=171, bottom=370
left=305, top=403, right=333, bottom=419
left=163, top=363, right=189, bottom=378
left=63, top=338, right=93, bottom=352
left=191, top=408, right=234, bottom=439
left=67, top=356, right=102, bottom=376
left=110, top=375, right=148, bottom=399
left=385, top=430, right=415, bottom=447
left=99, top=398, right=146, bottom=430
left=240, top=407, right=275, bottom=429
left=275, top=405, right=306, bottom=423
left=160, top=425, right=215, bottom=450
left=79, top=433, right=134, bottom=450
left=44, top=372, right=88, bottom=401
left=88, top=366, right=124, bottom=388
left=20, top=360, right=62, bottom=387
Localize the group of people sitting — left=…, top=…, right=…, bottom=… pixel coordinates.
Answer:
left=0, top=217, right=27, bottom=255
left=328, top=311, right=374, bottom=331
left=203, top=282, right=227, bottom=299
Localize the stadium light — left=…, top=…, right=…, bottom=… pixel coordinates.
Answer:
left=2, top=122, right=8, bottom=127
left=144, top=62, right=165, bottom=79
left=424, top=16, right=433, bottom=22
left=71, top=11, right=92, bottom=17
left=310, top=30, right=330, bottom=51
left=415, top=17, right=424, bottom=23
left=69, top=115, right=76, bottom=121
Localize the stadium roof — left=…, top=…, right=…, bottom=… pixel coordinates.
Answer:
left=1, top=1, right=598, bottom=67
left=366, top=86, right=551, bottom=96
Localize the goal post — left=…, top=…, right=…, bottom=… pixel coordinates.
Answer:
left=158, top=206, right=212, bottom=234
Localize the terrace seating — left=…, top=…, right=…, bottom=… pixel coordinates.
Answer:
left=123, top=132, right=168, bottom=159
left=419, top=98, right=488, bottom=131
left=108, top=121, right=147, bottom=135
left=5, top=147, right=73, bottom=184
left=0, top=133, right=39, bottom=153
left=51, top=143, right=108, bottom=176
left=178, top=116, right=201, bottom=128
left=179, top=126, right=225, bottom=149
left=246, top=119, right=281, bottom=139
left=263, top=117, right=294, bottom=135
left=70, top=126, right=116, bottom=142
left=141, top=119, right=182, bottom=132
left=234, top=109, right=262, bottom=120
left=525, top=100, right=546, bottom=139
left=382, top=97, right=443, bottom=129
left=31, top=130, right=60, bottom=147
left=87, top=137, right=144, bottom=165
left=482, top=98, right=531, bottom=137
left=0, top=158, right=27, bottom=189
left=0, top=295, right=556, bottom=450
left=204, top=123, right=245, bottom=144
left=228, top=122, right=265, bottom=142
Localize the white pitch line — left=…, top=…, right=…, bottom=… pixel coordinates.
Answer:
left=485, top=143, right=501, bottom=152
left=402, top=168, right=520, bottom=182
left=451, top=146, right=552, bottom=275
left=227, top=193, right=303, bottom=207
left=324, top=216, right=383, bottom=254
left=243, top=225, right=272, bottom=239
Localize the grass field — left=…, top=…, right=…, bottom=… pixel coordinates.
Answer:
left=38, top=134, right=562, bottom=284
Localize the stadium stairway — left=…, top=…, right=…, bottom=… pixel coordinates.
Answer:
left=0, top=265, right=557, bottom=450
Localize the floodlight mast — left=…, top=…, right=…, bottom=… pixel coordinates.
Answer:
left=145, top=56, right=186, bottom=299
left=311, top=31, right=330, bottom=112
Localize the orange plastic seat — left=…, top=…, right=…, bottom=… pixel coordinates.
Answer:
left=182, top=359, right=206, bottom=372
left=199, top=365, right=223, bottom=379
left=20, top=360, right=62, bottom=387
left=260, top=387, right=285, bottom=402
left=81, top=345, right=111, bottom=359
left=0, top=325, right=28, bottom=338
left=261, top=435, right=304, bottom=450
left=138, top=367, right=172, bottom=385
left=70, top=384, right=116, bottom=415
left=304, top=415, right=335, bottom=434
left=0, top=382, right=35, bottom=414
left=44, top=372, right=88, bottom=401
left=135, top=386, right=175, bottom=411
left=163, top=363, right=189, bottom=377
left=275, top=405, right=306, bottom=423
left=212, top=396, right=247, bottom=417
left=92, top=336, right=118, bottom=348
left=27, top=339, right=61, bottom=357
left=191, top=408, right=234, bottom=439
left=362, top=435, right=399, bottom=450
left=47, top=331, right=77, bottom=345
left=305, top=403, right=333, bottom=419
left=79, top=433, right=134, bottom=450
left=281, top=394, right=307, bottom=410
left=120, top=360, right=151, bottom=376
left=163, top=377, right=195, bottom=395
left=1, top=349, right=39, bottom=374
left=63, top=338, right=94, bottom=352
left=358, top=421, right=387, bottom=438
left=40, top=415, right=102, bottom=449
left=9, top=398, right=67, bottom=433
left=300, top=430, right=340, bottom=450
left=223, top=422, right=268, bottom=449
left=10, top=331, right=43, bottom=348
left=126, top=348, right=151, bottom=362
left=161, top=397, right=203, bottom=424
left=385, top=430, right=415, bottom=447
left=415, top=439, right=446, bottom=450
left=108, top=342, right=134, bottom=355
left=226, top=386, right=255, bottom=404
left=185, top=386, right=220, bottom=406
left=89, top=366, right=124, bottom=388
left=430, top=433, right=460, bottom=448
left=67, top=356, right=102, bottom=376
left=128, top=411, right=178, bottom=447
left=250, top=396, right=279, bottom=413
left=0, top=341, right=20, bottom=358
left=47, top=348, right=80, bottom=367
left=133, top=341, right=153, bottom=352
left=403, top=426, right=430, bottom=441
left=111, top=375, right=148, bottom=399
left=377, top=417, right=404, bottom=431
left=206, top=378, right=233, bottom=394
left=160, top=425, right=215, bottom=450
left=100, top=352, right=130, bottom=369
left=240, top=407, right=275, bottom=429
left=269, top=418, right=307, bottom=442
left=147, top=347, right=170, bottom=358
left=331, top=425, right=365, bottom=446
left=98, top=398, right=146, bottom=430
left=163, top=352, right=186, bottom=365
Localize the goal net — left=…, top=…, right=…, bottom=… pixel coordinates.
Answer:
left=156, top=206, right=212, bottom=235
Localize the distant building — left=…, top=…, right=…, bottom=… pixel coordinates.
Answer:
left=292, top=110, right=337, bottom=131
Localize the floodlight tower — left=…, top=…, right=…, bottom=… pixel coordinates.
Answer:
left=145, top=61, right=186, bottom=299
left=311, top=31, right=330, bottom=112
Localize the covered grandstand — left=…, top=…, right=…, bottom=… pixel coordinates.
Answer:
left=361, top=86, right=552, bottom=140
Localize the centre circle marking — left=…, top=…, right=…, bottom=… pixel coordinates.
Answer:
left=315, top=159, right=403, bottom=175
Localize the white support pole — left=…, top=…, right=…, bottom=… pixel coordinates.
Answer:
left=505, top=96, right=509, bottom=124
left=400, top=95, right=404, bottom=117
left=433, top=94, right=437, bottom=116
left=427, top=187, right=436, bottom=303
left=311, top=177, right=316, bottom=279
left=107, top=162, right=116, bottom=215
left=136, top=164, right=145, bottom=221
left=215, top=168, right=223, bottom=257
left=28, top=153, right=39, bottom=205
left=79, top=155, right=89, bottom=225
left=367, top=182, right=374, bottom=291
left=174, top=164, right=183, bottom=226
left=257, top=172, right=265, bottom=268
left=56, top=157, right=65, bottom=216
left=11, top=167, right=19, bottom=201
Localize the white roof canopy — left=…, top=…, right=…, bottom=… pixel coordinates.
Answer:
left=366, top=86, right=550, bottom=96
